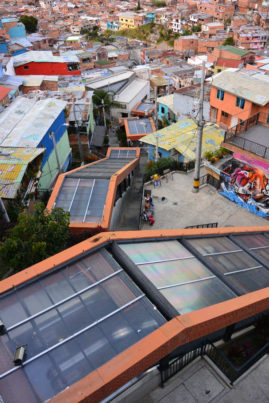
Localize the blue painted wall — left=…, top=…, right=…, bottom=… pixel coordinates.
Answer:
left=8, top=24, right=26, bottom=38
left=37, top=110, right=67, bottom=167
left=158, top=102, right=177, bottom=124
left=0, top=43, right=8, bottom=54
left=147, top=144, right=172, bottom=161
left=11, top=48, right=27, bottom=56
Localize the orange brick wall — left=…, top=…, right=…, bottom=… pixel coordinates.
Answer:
left=210, top=87, right=269, bottom=127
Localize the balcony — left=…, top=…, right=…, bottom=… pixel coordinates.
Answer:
left=223, top=113, right=269, bottom=160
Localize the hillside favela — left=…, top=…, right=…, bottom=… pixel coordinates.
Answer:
left=2, top=0, right=269, bottom=402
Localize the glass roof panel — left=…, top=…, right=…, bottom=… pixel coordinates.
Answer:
left=54, top=177, right=109, bottom=223
left=233, top=234, right=269, bottom=249
left=226, top=267, right=269, bottom=294
left=120, top=241, right=193, bottom=264
left=251, top=248, right=269, bottom=261
left=0, top=248, right=165, bottom=401
left=138, top=259, right=214, bottom=288
left=161, top=278, right=236, bottom=314
left=204, top=251, right=261, bottom=274
left=187, top=237, right=240, bottom=255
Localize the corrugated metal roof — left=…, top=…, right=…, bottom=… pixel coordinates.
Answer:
left=212, top=71, right=269, bottom=106
left=216, top=45, right=251, bottom=56
left=12, top=51, right=63, bottom=67
left=0, top=147, right=44, bottom=199
left=0, top=96, right=67, bottom=147
left=114, top=78, right=148, bottom=104
left=140, top=118, right=225, bottom=161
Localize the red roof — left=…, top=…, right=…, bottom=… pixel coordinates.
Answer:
left=0, top=86, right=11, bottom=101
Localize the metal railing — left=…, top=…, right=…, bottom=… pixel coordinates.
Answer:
left=160, top=345, right=206, bottom=386
left=185, top=223, right=218, bottom=229
left=223, top=113, right=269, bottom=159
left=199, top=174, right=220, bottom=189
left=160, top=339, right=269, bottom=387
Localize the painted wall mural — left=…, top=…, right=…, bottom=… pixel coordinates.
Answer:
left=219, top=154, right=269, bottom=217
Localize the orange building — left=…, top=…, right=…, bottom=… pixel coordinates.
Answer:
left=47, top=147, right=140, bottom=235
left=1, top=226, right=269, bottom=402
left=210, top=70, right=269, bottom=129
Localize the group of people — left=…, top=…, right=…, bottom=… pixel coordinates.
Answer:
left=142, top=194, right=155, bottom=225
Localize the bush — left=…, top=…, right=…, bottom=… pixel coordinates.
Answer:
left=144, top=157, right=194, bottom=181
left=117, top=127, right=128, bottom=147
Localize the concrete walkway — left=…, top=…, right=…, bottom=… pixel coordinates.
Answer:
left=141, top=355, right=269, bottom=403
left=142, top=171, right=268, bottom=230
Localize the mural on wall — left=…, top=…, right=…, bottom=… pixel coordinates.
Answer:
left=219, top=153, right=269, bottom=217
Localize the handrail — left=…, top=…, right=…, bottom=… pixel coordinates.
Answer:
left=160, top=338, right=269, bottom=386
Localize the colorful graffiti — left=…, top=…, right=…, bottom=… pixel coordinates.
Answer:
left=219, top=158, right=269, bottom=217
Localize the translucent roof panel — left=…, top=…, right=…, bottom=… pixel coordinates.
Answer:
left=225, top=267, right=269, bottom=294
left=233, top=234, right=269, bottom=249
left=120, top=240, right=193, bottom=265
left=127, top=119, right=154, bottom=135
left=0, top=248, right=165, bottom=403
left=161, top=278, right=235, bottom=314
left=204, top=251, right=262, bottom=274
left=109, top=149, right=137, bottom=159
left=120, top=241, right=236, bottom=314
left=54, top=177, right=109, bottom=223
left=185, top=236, right=269, bottom=294
left=187, top=237, right=240, bottom=255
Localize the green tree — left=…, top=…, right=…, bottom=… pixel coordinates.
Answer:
left=19, top=15, right=38, bottom=33
left=0, top=203, right=70, bottom=272
left=182, top=29, right=192, bottom=36
left=93, top=90, right=122, bottom=125
left=192, top=24, right=201, bottom=33
left=223, top=36, right=235, bottom=46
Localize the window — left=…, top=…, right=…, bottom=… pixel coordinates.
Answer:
left=23, top=65, right=29, bottom=70
left=161, top=106, right=165, bottom=113
left=221, top=111, right=229, bottom=118
left=267, top=113, right=269, bottom=124
left=236, top=97, right=245, bottom=109
left=217, top=89, right=224, bottom=100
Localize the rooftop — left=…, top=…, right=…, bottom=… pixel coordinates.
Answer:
left=1, top=226, right=269, bottom=402
left=47, top=147, right=140, bottom=231
left=124, top=117, right=156, bottom=140
left=212, top=71, right=269, bottom=106
left=216, top=45, right=252, bottom=56
left=0, top=147, right=44, bottom=199
left=114, top=78, right=148, bottom=104
left=0, top=97, right=66, bottom=148
left=140, top=119, right=225, bottom=161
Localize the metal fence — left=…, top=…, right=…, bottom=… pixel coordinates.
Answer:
left=185, top=223, right=218, bottom=229
left=223, top=112, right=269, bottom=159
left=160, top=346, right=206, bottom=387
left=199, top=174, right=220, bottom=189
left=159, top=339, right=269, bottom=387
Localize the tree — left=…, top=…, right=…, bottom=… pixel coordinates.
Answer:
left=93, top=90, right=122, bottom=125
left=182, top=29, right=192, bottom=36
left=223, top=36, right=235, bottom=46
left=19, top=15, right=38, bottom=33
left=0, top=203, right=70, bottom=272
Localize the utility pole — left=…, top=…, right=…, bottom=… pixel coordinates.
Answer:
left=193, top=61, right=205, bottom=193
left=154, top=86, right=158, bottom=130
